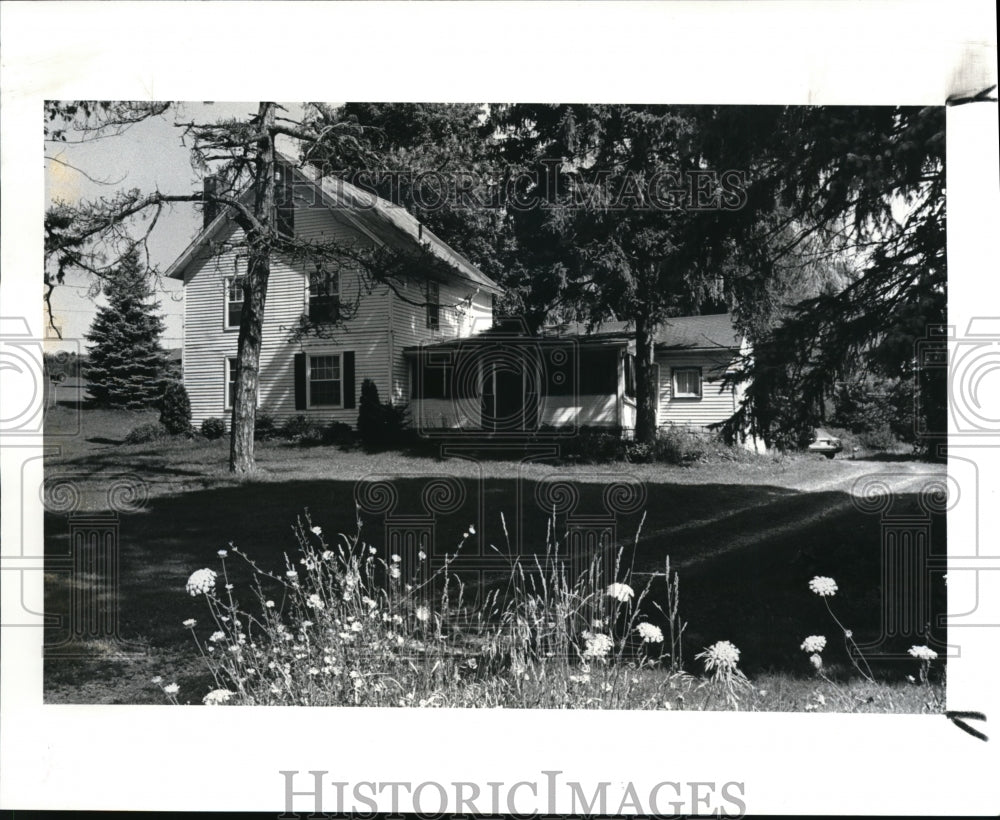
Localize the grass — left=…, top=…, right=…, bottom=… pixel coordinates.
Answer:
left=43, top=405, right=948, bottom=709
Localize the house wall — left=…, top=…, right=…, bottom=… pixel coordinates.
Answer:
left=656, top=349, right=739, bottom=431
left=388, top=282, right=493, bottom=405
left=181, top=203, right=393, bottom=426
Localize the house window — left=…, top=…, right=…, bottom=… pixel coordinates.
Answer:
left=624, top=353, right=636, bottom=399
left=275, top=165, right=295, bottom=238
left=309, top=266, right=340, bottom=323
left=672, top=367, right=702, bottom=399
left=309, top=354, right=342, bottom=407
left=226, top=357, right=238, bottom=409
left=426, top=281, right=440, bottom=330
left=226, top=275, right=244, bottom=329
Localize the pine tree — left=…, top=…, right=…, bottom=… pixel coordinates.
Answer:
left=84, top=251, right=170, bottom=408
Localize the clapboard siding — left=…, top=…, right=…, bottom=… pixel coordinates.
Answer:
left=656, top=350, right=739, bottom=430
left=389, top=283, right=493, bottom=404
left=182, top=206, right=396, bottom=424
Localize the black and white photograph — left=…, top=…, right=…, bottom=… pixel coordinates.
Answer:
left=2, top=1, right=998, bottom=816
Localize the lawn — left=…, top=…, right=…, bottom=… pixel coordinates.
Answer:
left=43, top=406, right=947, bottom=709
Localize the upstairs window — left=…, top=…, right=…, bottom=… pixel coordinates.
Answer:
left=672, top=367, right=702, bottom=399
left=309, top=266, right=341, bottom=323
left=226, top=275, right=245, bottom=329
left=426, top=281, right=440, bottom=330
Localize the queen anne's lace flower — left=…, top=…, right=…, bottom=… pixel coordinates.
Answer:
left=209, top=631, right=225, bottom=643
left=800, top=635, right=827, bottom=653
left=307, top=594, right=325, bottom=610
left=809, top=576, right=838, bottom=597
left=606, top=582, right=635, bottom=603
left=908, top=645, right=938, bottom=661
left=202, top=689, right=234, bottom=705
left=415, top=606, right=431, bottom=622
left=697, top=640, right=741, bottom=673
left=636, top=622, right=664, bottom=643
left=582, top=631, right=614, bottom=659
left=163, top=683, right=179, bottom=695
left=182, top=618, right=197, bottom=628
left=185, top=568, right=217, bottom=596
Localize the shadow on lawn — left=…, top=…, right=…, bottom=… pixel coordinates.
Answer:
left=44, top=475, right=947, bottom=693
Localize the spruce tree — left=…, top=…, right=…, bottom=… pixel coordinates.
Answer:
left=84, top=251, right=170, bottom=408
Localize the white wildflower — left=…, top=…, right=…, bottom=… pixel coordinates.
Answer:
left=415, top=606, right=431, bottom=623
left=800, top=635, right=827, bottom=653
left=389, top=566, right=401, bottom=579
left=265, top=600, right=275, bottom=609
left=306, top=594, right=325, bottom=610
left=390, top=554, right=401, bottom=563
left=468, top=524, right=476, bottom=535
left=606, top=582, right=635, bottom=602
left=202, top=689, right=234, bottom=705
left=809, top=653, right=823, bottom=670
left=311, top=526, right=322, bottom=536
left=696, top=640, right=741, bottom=673
left=322, top=550, right=334, bottom=561
left=185, top=568, right=217, bottom=596
left=636, top=622, right=664, bottom=643
left=163, top=683, right=179, bottom=695
left=582, top=631, right=613, bottom=659
left=217, top=549, right=228, bottom=558
left=182, top=618, right=197, bottom=628
left=209, top=631, right=226, bottom=643
left=908, top=645, right=938, bottom=661
left=809, top=576, right=838, bottom=597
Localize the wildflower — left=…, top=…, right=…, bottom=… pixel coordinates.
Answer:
left=217, top=549, right=228, bottom=558
left=224, top=583, right=234, bottom=591
left=418, top=550, right=427, bottom=561
left=908, top=645, right=938, bottom=661
left=696, top=640, right=741, bottom=673
left=809, top=576, right=838, bottom=597
left=163, top=683, right=179, bottom=695
left=301, top=620, right=314, bottom=629
left=203, top=689, right=233, bottom=705
left=906, top=674, right=916, bottom=683
left=265, top=600, right=275, bottom=609
left=311, top=526, right=322, bottom=536
left=368, top=546, right=377, bottom=556
left=308, top=667, right=320, bottom=676
left=362, top=596, right=377, bottom=609
left=415, top=606, right=431, bottom=623
left=390, top=554, right=401, bottom=563
left=389, top=566, right=401, bottom=579
left=151, top=676, right=163, bottom=685
left=350, top=621, right=363, bottom=633
left=306, top=594, right=325, bottom=610
left=185, top=568, right=217, bottom=596
left=605, top=582, right=635, bottom=603
left=463, top=532, right=469, bottom=539
left=322, top=550, right=334, bottom=561
left=636, top=622, right=664, bottom=643
left=468, top=524, right=476, bottom=535
left=392, top=614, right=403, bottom=625
left=182, top=618, right=197, bottom=628
left=285, top=570, right=299, bottom=580
left=809, top=653, right=823, bottom=670
left=209, top=631, right=226, bottom=643
left=844, top=629, right=853, bottom=638
left=800, top=635, right=827, bottom=654
left=582, top=631, right=613, bottom=659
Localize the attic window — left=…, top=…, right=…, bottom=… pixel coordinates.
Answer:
left=426, top=281, right=440, bottom=330
left=225, top=275, right=245, bottom=329
left=309, top=266, right=340, bottom=323
left=672, top=367, right=702, bottom=399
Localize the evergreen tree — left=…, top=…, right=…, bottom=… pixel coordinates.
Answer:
left=84, top=250, right=169, bottom=408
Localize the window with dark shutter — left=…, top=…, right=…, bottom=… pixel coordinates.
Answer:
left=309, top=354, right=342, bottom=407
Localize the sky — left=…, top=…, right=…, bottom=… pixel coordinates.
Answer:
left=44, top=102, right=300, bottom=351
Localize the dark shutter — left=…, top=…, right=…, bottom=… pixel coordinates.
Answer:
left=342, top=351, right=356, bottom=409
left=294, top=353, right=306, bottom=410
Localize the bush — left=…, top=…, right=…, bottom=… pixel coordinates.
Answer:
left=356, top=379, right=411, bottom=451
left=654, top=426, right=711, bottom=465
left=859, top=423, right=898, bottom=451
left=324, top=421, right=355, bottom=447
left=254, top=412, right=278, bottom=441
left=158, top=381, right=192, bottom=434
left=124, top=421, right=169, bottom=445
left=201, top=417, right=226, bottom=439
left=280, top=414, right=325, bottom=445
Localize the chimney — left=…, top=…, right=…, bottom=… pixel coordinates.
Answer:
left=203, top=176, right=219, bottom=229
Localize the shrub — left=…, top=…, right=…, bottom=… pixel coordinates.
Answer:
left=124, top=421, right=168, bottom=444
left=201, top=417, right=226, bottom=440
left=279, top=414, right=326, bottom=445
left=324, top=421, right=355, bottom=448
left=158, top=381, right=192, bottom=434
left=356, top=379, right=384, bottom=449
left=859, top=423, right=897, bottom=451
left=655, top=426, right=710, bottom=465
left=254, top=412, right=278, bottom=441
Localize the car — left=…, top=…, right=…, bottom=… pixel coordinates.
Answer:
left=807, top=428, right=843, bottom=459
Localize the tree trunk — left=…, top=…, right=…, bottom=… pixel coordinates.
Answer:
left=634, top=311, right=658, bottom=444
left=229, top=103, right=277, bottom=474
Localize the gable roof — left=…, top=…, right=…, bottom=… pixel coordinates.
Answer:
left=542, top=313, right=742, bottom=350
left=165, top=153, right=502, bottom=294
